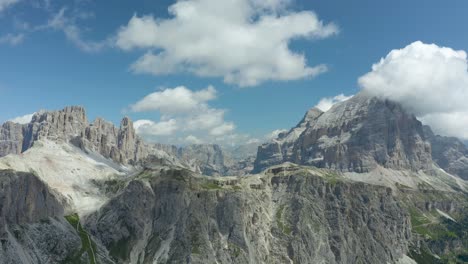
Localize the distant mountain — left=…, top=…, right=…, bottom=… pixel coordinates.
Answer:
left=152, top=143, right=255, bottom=176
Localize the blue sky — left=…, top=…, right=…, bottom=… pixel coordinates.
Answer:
left=1, top=0, right=468, bottom=145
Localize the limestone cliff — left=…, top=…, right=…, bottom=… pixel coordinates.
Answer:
left=0, top=106, right=148, bottom=165
left=0, top=170, right=113, bottom=264
left=254, top=93, right=433, bottom=173
left=423, top=126, right=468, bottom=180
left=84, top=164, right=412, bottom=264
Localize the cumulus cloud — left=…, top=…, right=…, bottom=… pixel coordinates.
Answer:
left=0, top=33, right=24, bottom=45
left=359, top=41, right=468, bottom=139
left=420, top=112, right=468, bottom=140
left=131, top=85, right=216, bottom=113
left=8, top=112, right=35, bottom=124
left=185, top=135, right=203, bottom=144
left=0, top=0, right=20, bottom=12
left=116, top=0, right=338, bottom=87
left=131, top=85, right=241, bottom=144
left=210, top=122, right=235, bottom=136
left=314, top=93, right=353, bottom=112
left=133, top=119, right=178, bottom=136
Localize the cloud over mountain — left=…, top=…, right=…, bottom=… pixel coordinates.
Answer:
left=131, top=85, right=239, bottom=144
left=116, top=0, right=338, bottom=87
left=314, top=93, right=353, bottom=112
left=359, top=41, right=468, bottom=139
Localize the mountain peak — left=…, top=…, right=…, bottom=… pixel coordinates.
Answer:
left=0, top=106, right=147, bottom=165
left=254, top=95, right=433, bottom=173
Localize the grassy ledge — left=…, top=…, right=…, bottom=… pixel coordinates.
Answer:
left=64, top=213, right=98, bottom=264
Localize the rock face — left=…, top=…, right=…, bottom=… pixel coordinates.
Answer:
left=80, top=116, right=148, bottom=164
left=0, top=170, right=63, bottom=227
left=22, top=106, right=88, bottom=151
left=0, top=122, right=24, bottom=157
left=0, top=106, right=148, bottom=165
left=85, top=164, right=411, bottom=264
left=0, top=170, right=79, bottom=264
left=178, top=144, right=233, bottom=176
left=424, top=126, right=468, bottom=180
left=254, top=93, right=433, bottom=173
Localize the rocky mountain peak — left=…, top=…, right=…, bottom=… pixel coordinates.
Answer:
left=254, top=93, right=433, bottom=173
left=0, top=106, right=149, bottom=165
left=302, top=107, right=323, bottom=123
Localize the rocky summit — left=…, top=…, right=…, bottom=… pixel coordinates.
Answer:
left=255, top=93, right=433, bottom=174
left=0, top=95, right=467, bottom=264
left=0, top=106, right=147, bottom=165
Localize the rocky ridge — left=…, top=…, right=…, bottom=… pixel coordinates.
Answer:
left=84, top=163, right=413, bottom=264
left=0, top=106, right=147, bottom=165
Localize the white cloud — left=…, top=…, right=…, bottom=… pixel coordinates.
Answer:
left=131, top=85, right=241, bottom=144
left=359, top=41, right=468, bottom=139
left=420, top=112, right=468, bottom=140
left=116, top=0, right=338, bottom=87
left=314, top=93, right=353, bottom=112
left=210, top=122, right=235, bottom=136
left=133, top=119, right=178, bottom=136
left=45, top=8, right=107, bottom=52
left=265, top=129, right=287, bottom=140
left=8, top=112, right=35, bottom=124
left=131, top=85, right=216, bottom=113
left=0, top=33, right=24, bottom=45
left=0, top=0, right=19, bottom=12
left=185, top=135, right=203, bottom=144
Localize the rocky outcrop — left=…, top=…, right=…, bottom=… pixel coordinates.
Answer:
left=423, top=126, right=468, bottom=180
left=22, top=106, right=88, bottom=151
left=0, top=170, right=63, bottom=227
left=254, top=93, right=433, bottom=173
left=0, top=122, right=24, bottom=157
left=0, top=106, right=149, bottom=165
left=85, top=164, right=411, bottom=264
left=0, top=170, right=78, bottom=263
left=81, top=116, right=148, bottom=164
left=0, top=170, right=114, bottom=264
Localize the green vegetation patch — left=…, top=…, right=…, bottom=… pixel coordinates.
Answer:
left=409, top=246, right=442, bottom=264
left=63, top=213, right=98, bottom=264
left=322, top=171, right=342, bottom=185
left=109, top=237, right=133, bottom=261
left=276, top=205, right=292, bottom=235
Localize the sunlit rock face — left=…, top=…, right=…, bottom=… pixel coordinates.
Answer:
left=255, top=93, right=432, bottom=174
left=0, top=106, right=148, bottom=165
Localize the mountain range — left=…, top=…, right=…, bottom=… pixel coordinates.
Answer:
left=0, top=92, right=467, bottom=263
